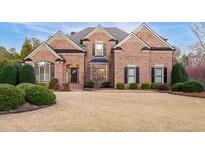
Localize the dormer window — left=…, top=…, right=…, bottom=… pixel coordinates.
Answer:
left=95, top=41, right=104, bottom=56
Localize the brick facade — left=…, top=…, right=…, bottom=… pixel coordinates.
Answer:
left=25, top=24, right=174, bottom=89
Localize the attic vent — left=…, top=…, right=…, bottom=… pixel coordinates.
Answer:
left=71, top=32, right=76, bottom=35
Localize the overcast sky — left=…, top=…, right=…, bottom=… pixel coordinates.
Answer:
left=0, top=22, right=197, bottom=53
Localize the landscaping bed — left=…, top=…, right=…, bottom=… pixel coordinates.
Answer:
left=0, top=103, right=51, bottom=115
left=169, top=91, right=205, bottom=98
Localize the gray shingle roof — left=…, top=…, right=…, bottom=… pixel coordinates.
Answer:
left=68, top=27, right=129, bottom=49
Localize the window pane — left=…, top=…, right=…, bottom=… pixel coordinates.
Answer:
left=50, top=63, right=55, bottom=80
left=40, top=66, right=44, bottom=82
left=34, top=64, right=39, bottom=82
left=45, top=65, right=49, bottom=82
left=155, top=68, right=162, bottom=76
left=128, top=76, right=135, bottom=84
left=155, top=76, right=162, bottom=84
left=128, top=68, right=135, bottom=76
left=95, top=42, right=103, bottom=56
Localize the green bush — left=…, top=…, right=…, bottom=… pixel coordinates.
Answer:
left=0, top=84, right=25, bottom=111
left=171, top=82, right=184, bottom=91
left=62, top=83, right=70, bottom=91
left=84, top=80, right=94, bottom=88
left=19, top=64, right=36, bottom=84
left=101, top=82, right=112, bottom=88
left=116, top=82, right=125, bottom=90
left=36, top=83, right=47, bottom=87
left=49, top=78, right=60, bottom=90
left=150, top=83, right=159, bottom=89
left=141, top=83, right=150, bottom=89
left=171, top=63, right=189, bottom=85
left=158, top=83, right=170, bottom=91
left=26, top=85, right=56, bottom=106
left=0, top=64, right=17, bottom=85
left=129, top=83, right=138, bottom=89
left=181, top=80, right=204, bottom=93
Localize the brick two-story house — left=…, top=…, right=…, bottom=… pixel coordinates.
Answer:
left=24, top=23, right=175, bottom=89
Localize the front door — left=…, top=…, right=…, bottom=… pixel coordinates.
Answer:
left=91, top=65, right=108, bottom=83
left=70, top=68, right=78, bottom=83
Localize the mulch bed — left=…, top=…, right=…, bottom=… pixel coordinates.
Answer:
left=169, top=91, right=205, bottom=98
left=0, top=103, right=50, bottom=115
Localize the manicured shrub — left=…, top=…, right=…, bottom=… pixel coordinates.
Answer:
left=84, top=80, right=94, bottom=88
left=171, top=63, right=189, bottom=85
left=181, top=80, right=204, bottom=93
left=158, top=83, right=170, bottom=91
left=62, top=83, right=70, bottom=91
left=150, top=83, right=159, bottom=89
left=141, top=83, right=150, bottom=89
left=0, top=84, right=25, bottom=111
left=49, top=78, right=60, bottom=90
left=171, top=82, right=184, bottom=91
left=129, top=83, right=138, bottom=89
left=116, top=82, right=125, bottom=90
left=0, top=64, right=17, bottom=85
left=36, top=83, right=47, bottom=87
left=19, top=64, right=36, bottom=84
left=26, top=85, right=56, bottom=105
left=101, top=82, right=112, bottom=88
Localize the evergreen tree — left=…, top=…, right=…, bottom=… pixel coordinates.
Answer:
left=20, top=38, right=32, bottom=59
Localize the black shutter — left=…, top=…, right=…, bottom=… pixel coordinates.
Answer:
left=164, top=67, right=167, bottom=83
left=151, top=67, right=155, bottom=83
left=124, top=67, right=128, bottom=84
left=136, top=67, right=139, bottom=83
left=92, top=43, right=95, bottom=56
left=103, top=44, right=106, bottom=56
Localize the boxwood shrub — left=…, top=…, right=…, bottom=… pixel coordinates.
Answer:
left=171, top=82, right=184, bottom=91
left=116, top=82, right=125, bottom=90
left=129, top=83, right=138, bottom=89
left=62, top=83, right=70, bottom=91
left=181, top=80, right=204, bottom=92
left=0, top=64, right=17, bottom=85
left=141, top=83, right=150, bottom=89
left=49, top=78, right=60, bottom=90
left=19, top=64, right=36, bottom=84
left=150, top=83, right=159, bottom=89
left=26, top=85, right=56, bottom=105
left=158, top=83, right=170, bottom=91
left=0, top=84, right=25, bottom=111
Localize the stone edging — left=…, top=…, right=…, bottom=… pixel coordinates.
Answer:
left=169, top=92, right=205, bottom=98
left=0, top=104, right=53, bottom=115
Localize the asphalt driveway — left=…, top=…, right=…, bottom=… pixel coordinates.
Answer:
left=0, top=91, right=205, bottom=131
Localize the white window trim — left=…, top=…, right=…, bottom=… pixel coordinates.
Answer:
left=36, top=61, right=52, bottom=83
left=95, top=41, right=104, bottom=57
left=154, top=65, right=164, bottom=84
left=127, top=67, right=136, bottom=84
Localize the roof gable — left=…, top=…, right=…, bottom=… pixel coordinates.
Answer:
left=24, top=42, right=63, bottom=60
left=114, top=33, right=151, bottom=49
left=133, top=23, right=174, bottom=50
left=82, top=25, right=117, bottom=40
left=47, top=31, right=84, bottom=51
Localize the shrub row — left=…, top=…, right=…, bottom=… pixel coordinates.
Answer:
left=0, top=64, right=36, bottom=85
left=172, top=80, right=204, bottom=93
left=0, top=83, right=56, bottom=111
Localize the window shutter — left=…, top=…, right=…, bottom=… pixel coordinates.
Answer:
left=164, top=67, right=167, bottom=83
left=124, top=67, right=128, bottom=84
left=136, top=67, right=139, bottom=83
left=151, top=67, right=155, bottom=83
left=103, top=44, right=106, bottom=56
left=92, top=43, right=95, bottom=56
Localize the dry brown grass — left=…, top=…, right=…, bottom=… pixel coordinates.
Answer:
left=0, top=91, right=205, bottom=132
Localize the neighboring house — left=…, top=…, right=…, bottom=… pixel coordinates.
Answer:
left=24, top=23, right=175, bottom=89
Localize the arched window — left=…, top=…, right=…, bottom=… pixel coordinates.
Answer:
left=34, top=61, right=55, bottom=82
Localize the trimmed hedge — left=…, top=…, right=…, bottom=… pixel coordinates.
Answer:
left=49, top=78, right=60, bottom=90
left=16, top=83, right=35, bottom=91
left=158, top=83, right=170, bottom=91
left=0, top=64, right=17, bottom=85
left=181, top=80, right=204, bottom=92
left=141, top=83, right=150, bottom=89
left=19, top=64, right=36, bottom=84
left=84, top=80, right=94, bottom=88
left=0, top=84, right=25, bottom=111
left=150, top=83, right=159, bottom=89
left=62, top=83, right=70, bottom=91
left=26, top=85, right=56, bottom=106
left=116, top=82, right=125, bottom=90
left=171, top=63, right=189, bottom=85
left=36, top=83, right=47, bottom=87
left=129, top=83, right=138, bottom=89
left=171, top=82, right=184, bottom=91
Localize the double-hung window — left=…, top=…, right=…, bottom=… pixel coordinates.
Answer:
left=155, top=67, right=163, bottom=84
left=128, top=67, right=136, bottom=84
left=95, top=41, right=104, bottom=56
